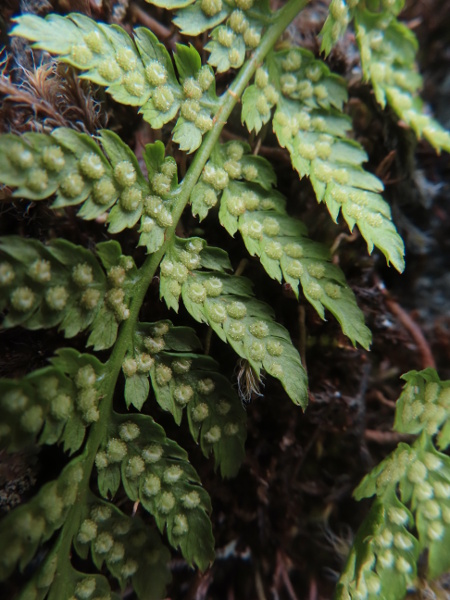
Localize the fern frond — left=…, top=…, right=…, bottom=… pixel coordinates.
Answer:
left=0, top=349, right=103, bottom=454
left=319, top=0, right=355, bottom=56
left=0, top=457, right=85, bottom=581
left=95, top=412, right=215, bottom=570
left=353, top=7, right=450, bottom=153
left=12, top=14, right=219, bottom=152
left=74, top=493, right=171, bottom=598
left=159, top=236, right=308, bottom=407
left=191, top=141, right=371, bottom=348
left=255, top=49, right=406, bottom=272
left=15, top=540, right=121, bottom=600
left=0, top=131, right=183, bottom=251
left=0, top=237, right=136, bottom=350
left=319, top=1, right=450, bottom=153
left=337, top=369, right=450, bottom=599
left=121, top=320, right=247, bottom=478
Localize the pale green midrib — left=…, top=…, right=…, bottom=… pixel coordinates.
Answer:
left=59, top=0, right=309, bottom=567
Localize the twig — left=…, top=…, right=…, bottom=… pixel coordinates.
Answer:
left=364, top=429, right=414, bottom=444
left=308, top=578, right=318, bottom=600
left=385, top=296, right=436, bottom=369
left=298, top=305, right=307, bottom=371
left=330, top=230, right=359, bottom=256
left=375, top=277, right=436, bottom=369
left=373, top=389, right=396, bottom=409
left=253, top=136, right=262, bottom=156
left=275, top=551, right=299, bottom=600
left=129, top=3, right=173, bottom=40
left=234, top=258, right=248, bottom=277
left=255, top=569, right=267, bottom=600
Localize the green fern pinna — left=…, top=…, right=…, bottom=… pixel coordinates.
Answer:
left=0, top=0, right=449, bottom=598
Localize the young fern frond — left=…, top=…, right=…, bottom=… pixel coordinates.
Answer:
left=337, top=369, right=450, bottom=600
left=320, top=0, right=450, bottom=153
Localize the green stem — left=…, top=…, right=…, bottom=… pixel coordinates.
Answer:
left=73, top=0, right=308, bottom=511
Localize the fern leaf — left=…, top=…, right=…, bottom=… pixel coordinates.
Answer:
left=12, top=13, right=179, bottom=114
left=0, top=349, right=103, bottom=454
left=353, top=7, right=450, bottom=153
left=0, top=236, right=136, bottom=350
left=0, top=457, right=85, bottom=580
left=225, top=183, right=371, bottom=348
left=0, top=130, right=180, bottom=252
left=159, top=237, right=308, bottom=407
left=12, top=15, right=219, bottom=152
left=96, top=412, right=215, bottom=570
left=319, top=0, right=353, bottom=56
left=74, top=493, right=171, bottom=598
left=336, top=495, right=419, bottom=600
left=16, top=539, right=121, bottom=600
left=256, top=49, right=405, bottom=271
left=122, top=320, right=247, bottom=477
left=319, top=1, right=450, bottom=153
left=338, top=369, right=450, bottom=598
left=191, top=141, right=371, bottom=348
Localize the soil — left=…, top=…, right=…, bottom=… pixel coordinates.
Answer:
left=0, top=0, right=449, bottom=599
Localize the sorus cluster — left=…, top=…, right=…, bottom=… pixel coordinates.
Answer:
left=160, top=239, right=204, bottom=302
left=76, top=503, right=161, bottom=584
left=204, top=0, right=262, bottom=71
left=0, top=363, right=99, bottom=445
left=94, top=419, right=205, bottom=543
left=75, top=364, right=101, bottom=424
left=141, top=157, right=176, bottom=235
left=104, top=256, right=134, bottom=323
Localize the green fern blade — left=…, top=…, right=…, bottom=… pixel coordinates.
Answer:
left=0, top=457, right=84, bottom=581
left=173, top=2, right=230, bottom=35
left=211, top=153, right=371, bottom=348
left=50, top=563, right=118, bottom=600
left=127, top=321, right=247, bottom=477
left=394, top=369, right=449, bottom=437
left=73, top=493, right=171, bottom=598
left=273, top=101, right=405, bottom=272
left=339, top=368, right=450, bottom=597
left=336, top=495, right=419, bottom=600
left=354, top=8, right=450, bottom=153
left=234, top=201, right=371, bottom=349
left=0, top=237, right=135, bottom=349
left=160, top=237, right=308, bottom=408
left=0, top=128, right=178, bottom=242
left=0, top=237, right=107, bottom=336
left=12, top=14, right=187, bottom=128
left=261, top=47, right=406, bottom=271
left=96, top=412, right=215, bottom=570
left=0, top=368, right=74, bottom=452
